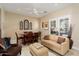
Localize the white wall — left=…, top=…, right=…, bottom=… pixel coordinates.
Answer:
left=1, top=8, right=5, bottom=38
left=40, top=5, right=79, bottom=50
left=71, top=6, right=79, bottom=50
left=40, top=6, right=72, bottom=38
left=0, top=8, right=1, bottom=29
left=0, top=8, right=1, bottom=38
left=2, top=10, right=39, bottom=43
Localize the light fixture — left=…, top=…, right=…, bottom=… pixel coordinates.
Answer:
left=33, top=8, right=39, bottom=15
left=54, top=3, right=58, bottom=6
left=16, top=8, right=21, bottom=11
left=33, top=8, right=47, bottom=16
left=43, top=11, right=47, bottom=13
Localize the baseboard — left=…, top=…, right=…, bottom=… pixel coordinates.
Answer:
left=72, top=46, right=79, bottom=51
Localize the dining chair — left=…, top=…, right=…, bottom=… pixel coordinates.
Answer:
left=15, top=32, right=23, bottom=45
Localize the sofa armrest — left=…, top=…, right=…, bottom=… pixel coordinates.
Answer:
left=0, top=50, right=7, bottom=53
left=61, top=41, right=69, bottom=49
left=11, top=44, right=18, bottom=47
left=60, top=41, right=69, bottom=55
left=61, top=37, right=69, bottom=48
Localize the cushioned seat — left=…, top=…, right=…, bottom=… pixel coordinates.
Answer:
left=1, top=44, right=22, bottom=56
left=29, top=43, right=48, bottom=56
left=4, top=45, right=21, bottom=56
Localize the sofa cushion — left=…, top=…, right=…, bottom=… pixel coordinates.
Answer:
left=43, top=35, right=49, bottom=40
left=0, top=38, right=11, bottom=50
left=3, top=37, right=11, bottom=49
left=49, top=35, right=58, bottom=42
left=32, top=43, right=43, bottom=49
left=57, top=37, right=65, bottom=44
left=0, top=39, right=6, bottom=53
left=29, top=43, right=48, bottom=56
left=5, top=46, right=21, bottom=56
left=0, top=39, right=4, bottom=46
left=0, top=39, right=5, bottom=49
left=0, top=44, right=5, bottom=53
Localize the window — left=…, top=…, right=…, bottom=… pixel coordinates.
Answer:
left=50, top=20, right=58, bottom=35
left=49, top=15, right=71, bottom=37
left=59, top=18, right=69, bottom=36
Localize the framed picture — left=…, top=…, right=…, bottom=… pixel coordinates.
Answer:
left=29, top=22, right=32, bottom=30
left=42, top=21, right=48, bottom=29
left=24, top=19, right=29, bottom=30
left=19, top=21, right=23, bottom=30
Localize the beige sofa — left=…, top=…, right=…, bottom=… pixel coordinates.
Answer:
left=41, top=35, right=69, bottom=55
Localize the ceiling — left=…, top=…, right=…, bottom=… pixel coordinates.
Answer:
left=0, top=3, right=72, bottom=18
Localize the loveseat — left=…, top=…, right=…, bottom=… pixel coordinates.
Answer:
left=41, top=35, right=69, bottom=55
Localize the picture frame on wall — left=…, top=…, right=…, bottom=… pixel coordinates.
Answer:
left=42, top=21, right=48, bottom=29
left=19, top=19, right=33, bottom=30
left=24, top=19, right=29, bottom=30
left=29, top=22, right=32, bottom=30
left=19, top=21, right=23, bottom=30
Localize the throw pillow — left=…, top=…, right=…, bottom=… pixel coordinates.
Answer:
left=0, top=46, right=4, bottom=53
left=3, top=37, right=11, bottom=49
left=57, top=37, right=65, bottom=44
left=43, top=35, right=49, bottom=40
left=0, top=44, right=5, bottom=53
left=0, top=44, right=5, bottom=49
left=0, top=39, right=5, bottom=49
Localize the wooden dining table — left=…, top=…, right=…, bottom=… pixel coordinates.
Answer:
left=19, top=31, right=41, bottom=45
